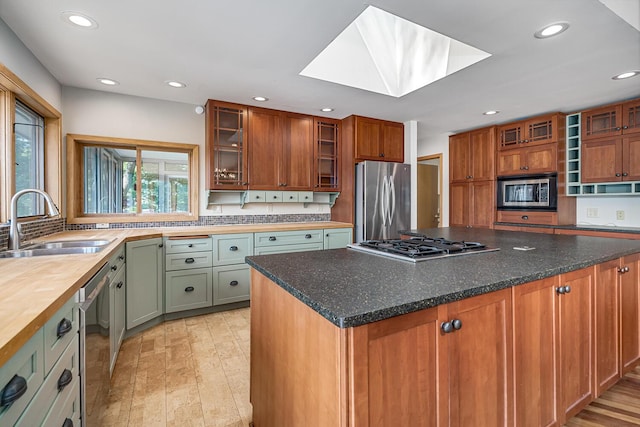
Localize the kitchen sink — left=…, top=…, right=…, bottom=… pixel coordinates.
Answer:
left=25, top=239, right=113, bottom=250
left=0, top=246, right=105, bottom=258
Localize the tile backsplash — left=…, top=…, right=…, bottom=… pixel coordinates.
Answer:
left=0, top=217, right=65, bottom=250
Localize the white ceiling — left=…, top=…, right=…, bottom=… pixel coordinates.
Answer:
left=1, top=0, right=639, bottom=141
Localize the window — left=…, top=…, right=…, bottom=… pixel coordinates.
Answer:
left=14, top=100, right=45, bottom=217
left=67, top=134, right=198, bottom=223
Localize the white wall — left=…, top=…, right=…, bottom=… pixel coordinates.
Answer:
left=61, top=87, right=330, bottom=216
left=417, top=132, right=450, bottom=227
left=0, top=18, right=61, bottom=110
left=576, top=196, right=640, bottom=228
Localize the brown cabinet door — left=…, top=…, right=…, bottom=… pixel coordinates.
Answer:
left=446, top=289, right=513, bottom=427
left=281, top=113, right=313, bottom=190
left=594, top=260, right=620, bottom=396
left=313, top=118, right=340, bottom=191
left=350, top=308, right=439, bottom=427
left=449, top=133, right=470, bottom=182
left=622, top=134, right=640, bottom=181
left=470, top=181, right=494, bottom=228
left=622, top=99, right=640, bottom=135
left=581, top=137, right=623, bottom=183
left=497, top=149, right=524, bottom=175
left=248, top=108, right=282, bottom=189
left=524, top=114, right=559, bottom=146
left=354, top=117, right=382, bottom=161
left=470, top=127, right=495, bottom=181
left=582, top=104, right=623, bottom=141
left=513, top=276, right=559, bottom=427
left=523, top=144, right=557, bottom=174
left=382, top=122, right=404, bottom=162
left=498, top=122, right=524, bottom=150
left=449, top=183, right=469, bottom=227
left=621, top=253, right=640, bottom=373
left=557, top=267, right=594, bottom=422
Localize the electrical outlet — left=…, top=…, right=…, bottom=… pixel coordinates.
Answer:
left=586, top=208, right=598, bottom=218
left=95, top=223, right=109, bottom=229
left=616, top=210, right=625, bottom=220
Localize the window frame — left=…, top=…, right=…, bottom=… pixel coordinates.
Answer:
left=0, top=63, right=62, bottom=224
left=66, top=134, right=199, bottom=224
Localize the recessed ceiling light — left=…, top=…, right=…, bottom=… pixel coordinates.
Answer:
left=97, top=78, right=119, bottom=86
left=61, top=11, right=98, bottom=29
left=534, top=22, right=570, bottom=39
left=253, top=96, right=268, bottom=102
left=166, top=80, right=186, bottom=88
left=483, top=110, right=499, bottom=115
left=612, top=71, right=640, bottom=80
left=321, top=108, right=334, bottom=112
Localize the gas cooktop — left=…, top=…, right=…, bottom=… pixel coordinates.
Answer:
left=347, top=236, right=499, bottom=262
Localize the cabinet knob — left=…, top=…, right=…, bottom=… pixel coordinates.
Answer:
left=185, top=286, right=195, bottom=292
left=452, top=319, right=462, bottom=330
left=619, top=266, right=630, bottom=273
left=159, top=244, right=164, bottom=248
left=521, top=215, right=529, bottom=220
left=242, top=182, right=248, bottom=185
left=564, top=285, right=571, bottom=294
left=268, top=236, right=276, bottom=241
left=623, top=125, right=629, bottom=129
left=117, top=281, right=124, bottom=289
left=229, top=246, right=238, bottom=251
left=118, top=255, right=125, bottom=261
left=441, top=321, right=453, bottom=334
left=379, top=153, right=384, bottom=157
left=556, top=286, right=566, bottom=295
left=229, top=280, right=239, bottom=287
left=305, top=234, right=312, bottom=239
left=185, top=257, right=195, bottom=264
left=188, top=244, right=194, bottom=248
left=622, top=172, right=628, bottom=177
left=616, top=173, right=622, bottom=177
left=111, top=265, right=118, bottom=271
left=615, top=127, right=621, bottom=131
left=523, top=166, right=529, bottom=170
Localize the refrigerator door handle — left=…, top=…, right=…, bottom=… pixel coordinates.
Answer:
left=380, top=176, right=389, bottom=226
left=388, top=175, right=396, bottom=224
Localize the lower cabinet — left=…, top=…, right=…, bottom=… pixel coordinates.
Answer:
left=449, top=181, right=495, bottom=228
left=213, top=264, right=251, bottom=305
left=165, top=267, right=213, bottom=312
left=620, top=253, right=640, bottom=373
left=109, top=266, right=126, bottom=374
left=126, top=237, right=163, bottom=329
left=323, top=227, right=353, bottom=249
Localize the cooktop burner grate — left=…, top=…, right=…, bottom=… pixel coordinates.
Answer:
left=349, top=237, right=499, bottom=262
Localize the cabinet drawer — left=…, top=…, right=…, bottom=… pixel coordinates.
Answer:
left=265, top=191, right=283, bottom=202
left=254, top=242, right=324, bottom=255
left=44, top=296, right=78, bottom=373
left=497, top=210, right=558, bottom=225
left=245, top=190, right=266, bottom=203
left=165, top=268, right=213, bottom=313
left=213, top=264, right=251, bottom=305
left=254, top=230, right=323, bottom=247
left=283, top=192, right=298, bottom=202
left=0, top=329, right=44, bottom=426
left=16, top=334, right=79, bottom=427
left=213, top=233, right=254, bottom=266
left=40, top=379, right=80, bottom=427
left=166, top=252, right=213, bottom=271
left=298, top=191, right=313, bottom=203
left=164, top=237, right=212, bottom=254
left=107, top=245, right=126, bottom=281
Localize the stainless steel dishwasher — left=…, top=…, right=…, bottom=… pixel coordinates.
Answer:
left=78, top=262, right=110, bottom=427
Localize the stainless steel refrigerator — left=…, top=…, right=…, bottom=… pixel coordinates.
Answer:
left=355, top=161, right=411, bottom=242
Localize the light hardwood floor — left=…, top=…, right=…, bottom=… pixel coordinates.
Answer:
left=104, top=307, right=640, bottom=426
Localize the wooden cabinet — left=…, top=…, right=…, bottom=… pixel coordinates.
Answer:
left=498, top=114, right=562, bottom=150
left=248, top=107, right=314, bottom=190
left=513, top=276, right=559, bottom=427
left=620, top=253, right=640, bottom=373
left=449, top=127, right=495, bottom=228
left=582, top=98, right=640, bottom=141
left=581, top=133, right=640, bottom=182
left=314, top=118, right=340, bottom=191
left=205, top=100, right=248, bottom=190
left=496, top=210, right=559, bottom=225
left=557, top=267, right=594, bottom=422
left=353, top=115, right=404, bottom=162
left=126, top=238, right=163, bottom=329
left=497, top=144, right=557, bottom=176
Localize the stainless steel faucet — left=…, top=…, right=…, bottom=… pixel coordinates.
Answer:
left=9, top=189, right=60, bottom=250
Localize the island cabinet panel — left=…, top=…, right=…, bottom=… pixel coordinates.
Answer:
left=557, top=267, right=595, bottom=422
left=594, top=259, right=621, bottom=396
left=250, top=270, right=347, bottom=427
left=444, top=288, right=513, bottom=427
left=512, top=276, right=559, bottom=427
left=348, top=308, right=439, bottom=427
left=621, top=254, right=640, bottom=373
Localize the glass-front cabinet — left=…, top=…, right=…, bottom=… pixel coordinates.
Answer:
left=206, top=100, right=248, bottom=190
left=314, top=118, right=340, bottom=191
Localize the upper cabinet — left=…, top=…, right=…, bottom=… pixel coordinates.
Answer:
left=582, top=98, right=640, bottom=141
left=205, top=100, right=248, bottom=190
left=352, top=115, right=404, bottom=163
left=450, top=127, right=495, bottom=182
left=498, top=113, right=563, bottom=150
left=314, top=118, right=340, bottom=192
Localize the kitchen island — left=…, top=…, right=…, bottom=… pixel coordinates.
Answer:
left=245, top=228, right=640, bottom=427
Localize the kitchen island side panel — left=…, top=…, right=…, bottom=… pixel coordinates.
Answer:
left=250, top=269, right=348, bottom=427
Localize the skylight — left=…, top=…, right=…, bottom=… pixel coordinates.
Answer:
left=300, top=6, right=492, bottom=98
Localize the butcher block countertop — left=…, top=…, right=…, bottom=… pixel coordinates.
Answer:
left=0, top=221, right=351, bottom=367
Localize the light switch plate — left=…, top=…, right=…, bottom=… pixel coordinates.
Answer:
left=95, top=223, right=109, bottom=229
left=616, top=210, right=625, bottom=220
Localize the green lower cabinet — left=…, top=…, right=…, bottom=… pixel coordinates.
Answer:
left=323, top=228, right=353, bottom=249
left=165, top=267, right=213, bottom=313
left=213, top=264, right=251, bottom=305
left=126, top=238, right=164, bottom=329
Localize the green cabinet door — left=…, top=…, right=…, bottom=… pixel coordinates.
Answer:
left=323, top=228, right=353, bottom=249
left=126, top=237, right=163, bottom=329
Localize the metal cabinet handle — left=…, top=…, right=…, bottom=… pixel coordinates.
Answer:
left=57, top=318, right=72, bottom=338
left=229, top=246, right=238, bottom=251
left=255, top=195, right=261, bottom=199
left=118, top=255, right=124, bottom=261
left=452, top=319, right=462, bottom=330
left=623, top=125, right=629, bottom=129
left=622, top=172, right=628, bottom=177
left=185, top=286, right=195, bottom=292
left=185, top=258, right=195, bottom=264
left=441, top=322, right=453, bottom=333
left=565, top=285, right=571, bottom=293
left=305, top=234, right=312, bottom=239
left=159, top=243, right=164, bottom=248
left=57, top=369, right=73, bottom=391
left=63, top=418, right=74, bottom=427
left=111, top=265, right=118, bottom=271
left=521, top=215, right=529, bottom=220
left=616, top=173, right=622, bottom=177
left=556, top=286, right=571, bottom=294
left=116, top=281, right=124, bottom=289
left=230, top=280, right=239, bottom=287
left=188, top=244, right=194, bottom=248
left=523, top=166, right=529, bottom=170
left=615, top=127, right=621, bottom=131
left=379, top=153, right=384, bottom=157
left=273, top=195, right=279, bottom=199
left=268, top=236, right=276, bottom=241
left=1, top=374, right=27, bottom=407
left=619, top=266, right=630, bottom=273
left=626, top=266, right=630, bottom=272
left=289, top=195, right=295, bottom=200
left=556, top=286, right=566, bottom=294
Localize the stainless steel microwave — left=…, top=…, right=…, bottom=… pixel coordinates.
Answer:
left=497, top=174, right=557, bottom=211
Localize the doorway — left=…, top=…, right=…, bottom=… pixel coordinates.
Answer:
left=417, top=154, right=442, bottom=228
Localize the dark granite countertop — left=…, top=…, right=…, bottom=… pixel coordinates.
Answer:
left=494, top=222, right=640, bottom=234
left=245, top=228, right=640, bottom=329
